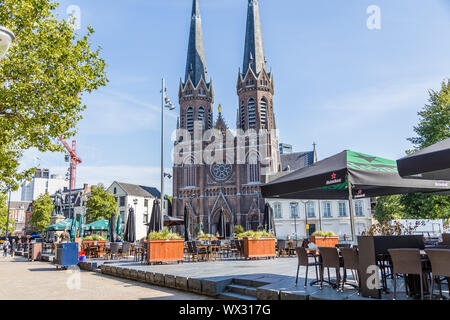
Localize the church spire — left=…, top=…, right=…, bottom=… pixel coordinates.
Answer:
left=185, top=0, right=208, bottom=86
left=243, top=0, right=266, bottom=76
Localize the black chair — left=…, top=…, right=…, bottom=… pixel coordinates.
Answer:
left=425, top=249, right=450, bottom=300
left=340, top=247, right=360, bottom=294
left=388, top=248, right=430, bottom=300
left=295, top=247, right=321, bottom=287
left=318, top=247, right=344, bottom=291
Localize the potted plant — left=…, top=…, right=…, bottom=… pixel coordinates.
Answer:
left=309, top=231, right=339, bottom=247
left=147, top=228, right=184, bottom=263
left=236, top=230, right=276, bottom=259
left=196, top=233, right=217, bottom=242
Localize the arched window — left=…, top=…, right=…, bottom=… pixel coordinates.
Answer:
left=240, top=102, right=245, bottom=128
left=260, top=98, right=267, bottom=127
left=198, top=107, right=205, bottom=130
left=208, top=111, right=212, bottom=129
left=184, top=158, right=196, bottom=187
left=186, top=107, right=194, bottom=132
left=248, top=99, right=256, bottom=128
left=247, top=153, right=260, bottom=183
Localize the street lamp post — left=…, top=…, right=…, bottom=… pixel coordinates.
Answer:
left=160, top=78, right=175, bottom=231
left=300, top=200, right=308, bottom=239
left=5, top=188, right=12, bottom=238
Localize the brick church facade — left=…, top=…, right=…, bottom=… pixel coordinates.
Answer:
left=172, top=0, right=284, bottom=237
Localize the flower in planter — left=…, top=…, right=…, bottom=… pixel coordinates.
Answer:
left=236, top=230, right=275, bottom=239
left=148, top=227, right=182, bottom=240
left=311, top=231, right=337, bottom=237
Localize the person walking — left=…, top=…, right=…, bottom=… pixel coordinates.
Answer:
left=3, top=238, right=10, bottom=257
left=10, top=239, right=16, bottom=257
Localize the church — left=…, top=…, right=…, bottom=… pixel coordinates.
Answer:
left=172, top=0, right=315, bottom=237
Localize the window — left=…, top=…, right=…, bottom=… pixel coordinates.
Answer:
left=355, top=201, right=364, bottom=217
left=247, top=153, right=260, bottom=183
left=186, top=107, right=194, bottom=132
left=339, top=202, right=347, bottom=217
left=113, top=187, right=117, bottom=194
left=143, top=213, right=148, bottom=224
left=260, top=98, right=268, bottom=127
left=119, top=196, right=125, bottom=207
left=322, top=202, right=332, bottom=217
left=306, top=203, right=315, bottom=218
left=273, top=203, right=282, bottom=219
left=184, top=164, right=196, bottom=187
left=248, top=99, right=256, bottom=128
left=240, top=102, right=245, bottom=128
left=144, top=199, right=148, bottom=207
left=199, top=87, right=205, bottom=96
left=290, top=202, right=299, bottom=218
left=198, top=107, right=205, bottom=130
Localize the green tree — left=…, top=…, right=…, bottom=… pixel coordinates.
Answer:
left=373, top=195, right=406, bottom=223
left=0, top=0, right=108, bottom=194
left=0, top=194, right=14, bottom=235
left=85, top=184, right=117, bottom=223
left=402, top=79, right=450, bottom=219
left=29, top=193, right=53, bottom=233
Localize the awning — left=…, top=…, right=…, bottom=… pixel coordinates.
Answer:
left=84, top=219, right=109, bottom=231
left=46, top=219, right=73, bottom=231
left=261, top=150, right=450, bottom=200
left=397, top=138, right=450, bottom=180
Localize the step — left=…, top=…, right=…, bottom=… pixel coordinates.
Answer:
left=218, top=292, right=257, bottom=301
left=226, top=284, right=258, bottom=297
left=232, top=278, right=267, bottom=288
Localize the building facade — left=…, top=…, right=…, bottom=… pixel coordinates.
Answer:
left=172, top=0, right=283, bottom=237
left=21, top=168, right=68, bottom=202
left=107, top=182, right=161, bottom=241
left=5, top=201, right=32, bottom=236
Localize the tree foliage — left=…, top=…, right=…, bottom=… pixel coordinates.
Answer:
left=373, top=195, right=405, bottom=223
left=29, top=192, right=53, bottom=233
left=0, top=194, right=14, bottom=235
left=85, top=184, right=117, bottom=224
left=0, top=0, right=108, bottom=194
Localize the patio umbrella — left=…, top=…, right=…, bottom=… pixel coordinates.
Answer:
left=123, top=207, right=136, bottom=243
left=397, top=138, right=450, bottom=180
left=108, top=212, right=116, bottom=242
left=46, top=219, right=73, bottom=231
left=261, top=150, right=450, bottom=241
left=78, top=213, right=84, bottom=239
left=166, top=196, right=173, bottom=217
left=69, top=215, right=78, bottom=242
left=148, top=199, right=162, bottom=234
left=116, top=213, right=123, bottom=239
left=263, top=203, right=276, bottom=236
left=217, top=209, right=225, bottom=238
left=184, top=205, right=190, bottom=241
left=84, top=219, right=109, bottom=231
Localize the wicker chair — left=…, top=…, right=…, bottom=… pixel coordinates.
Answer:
left=340, top=247, right=360, bottom=294
left=318, top=247, right=344, bottom=291
left=425, top=249, right=450, bottom=300
left=295, top=247, right=321, bottom=287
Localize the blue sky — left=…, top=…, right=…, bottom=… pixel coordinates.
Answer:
left=12, top=0, right=450, bottom=200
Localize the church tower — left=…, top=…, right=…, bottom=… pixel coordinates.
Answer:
left=179, top=0, right=214, bottom=133
left=237, top=0, right=281, bottom=181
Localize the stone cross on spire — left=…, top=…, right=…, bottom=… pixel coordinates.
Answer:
left=243, top=0, right=266, bottom=76
left=185, top=0, right=208, bottom=86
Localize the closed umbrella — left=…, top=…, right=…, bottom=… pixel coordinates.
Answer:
left=184, top=205, right=190, bottom=241
left=116, top=213, right=123, bottom=239
left=108, top=212, right=116, bottom=242
left=70, top=215, right=78, bottom=242
left=263, top=203, right=276, bottom=236
left=123, top=207, right=136, bottom=243
left=217, top=209, right=225, bottom=238
left=148, top=200, right=162, bottom=235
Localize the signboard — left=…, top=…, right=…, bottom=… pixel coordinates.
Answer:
left=392, top=219, right=444, bottom=236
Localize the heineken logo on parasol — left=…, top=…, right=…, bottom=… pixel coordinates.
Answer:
left=354, top=189, right=366, bottom=198
left=435, top=181, right=449, bottom=187
left=326, top=172, right=342, bottom=185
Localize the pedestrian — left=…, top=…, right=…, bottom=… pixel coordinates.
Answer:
left=3, top=238, right=10, bottom=257
left=10, top=239, right=16, bottom=257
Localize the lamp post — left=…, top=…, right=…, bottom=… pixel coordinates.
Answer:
left=160, top=78, right=175, bottom=231
left=5, top=188, right=12, bottom=238
left=0, top=26, right=14, bottom=60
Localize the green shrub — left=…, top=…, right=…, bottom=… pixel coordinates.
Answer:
left=311, top=231, right=336, bottom=237
left=148, top=227, right=182, bottom=240
left=235, top=230, right=275, bottom=239
left=83, top=235, right=105, bottom=241
left=196, top=233, right=215, bottom=240
left=234, top=225, right=244, bottom=234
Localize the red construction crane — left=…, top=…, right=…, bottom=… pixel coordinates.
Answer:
left=58, top=136, right=82, bottom=190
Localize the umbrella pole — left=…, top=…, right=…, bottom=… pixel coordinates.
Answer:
left=347, top=177, right=356, bottom=244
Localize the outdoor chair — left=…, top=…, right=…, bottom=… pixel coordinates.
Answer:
left=122, top=242, right=132, bottom=259
left=230, top=240, right=240, bottom=258
left=388, top=248, right=430, bottom=300
left=376, top=253, right=393, bottom=292
left=277, top=240, right=288, bottom=257
left=318, top=247, right=344, bottom=291
left=108, top=242, right=120, bottom=260
left=191, top=241, right=208, bottom=262
left=295, top=247, right=321, bottom=287
left=340, top=247, right=360, bottom=294
left=425, top=249, right=450, bottom=300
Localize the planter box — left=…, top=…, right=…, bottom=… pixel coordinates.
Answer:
left=147, top=239, right=184, bottom=263
left=242, top=237, right=276, bottom=259
left=309, top=236, right=339, bottom=248
left=82, top=240, right=107, bottom=251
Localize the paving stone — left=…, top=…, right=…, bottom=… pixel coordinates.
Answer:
left=145, top=271, right=155, bottom=284
left=188, top=278, right=202, bottom=294
left=165, top=275, right=176, bottom=288
left=154, top=273, right=165, bottom=286
left=256, top=288, right=280, bottom=300
left=175, top=276, right=188, bottom=291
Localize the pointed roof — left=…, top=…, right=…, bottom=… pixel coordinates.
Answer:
left=185, top=0, right=208, bottom=86
left=214, top=105, right=228, bottom=132
left=243, top=0, right=266, bottom=76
